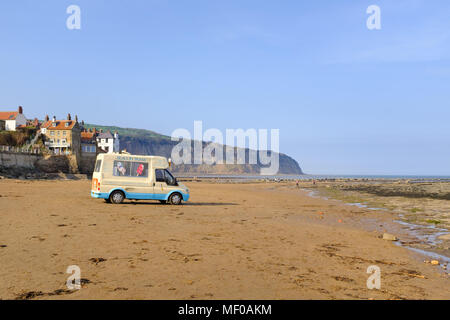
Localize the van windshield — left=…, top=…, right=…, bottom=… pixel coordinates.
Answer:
left=164, top=170, right=177, bottom=186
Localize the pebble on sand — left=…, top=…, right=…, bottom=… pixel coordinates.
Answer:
left=430, top=260, right=440, bottom=265
left=382, top=233, right=398, bottom=241
left=438, top=234, right=450, bottom=241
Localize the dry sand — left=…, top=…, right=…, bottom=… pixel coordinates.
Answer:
left=0, top=179, right=449, bottom=300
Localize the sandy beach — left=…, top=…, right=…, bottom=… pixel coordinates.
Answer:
left=0, top=178, right=449, bottom=300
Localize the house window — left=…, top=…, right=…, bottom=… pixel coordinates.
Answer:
left=65, top=122, right=70, bottom=127
left=63, top=131, right=66, bottom=136
left=50, top=131, right=55, bottom=136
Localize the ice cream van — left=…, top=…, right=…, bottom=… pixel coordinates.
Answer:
left=90, top=153, right=189, bottom=205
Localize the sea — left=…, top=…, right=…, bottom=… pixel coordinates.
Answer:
left=175, top=174, right=450, bottom=182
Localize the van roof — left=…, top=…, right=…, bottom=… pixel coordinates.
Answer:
left=97, top=153, right=167, bottom=160
left=96, top=153, right=169, bottom=168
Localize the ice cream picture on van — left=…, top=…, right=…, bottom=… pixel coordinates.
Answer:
left=91, top=153, right=189, bottom=205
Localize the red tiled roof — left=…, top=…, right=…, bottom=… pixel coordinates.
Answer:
left=41, top=120, right=76, bottom=130
left=81, top=131, right=94, bottom=139
left=0, top=112, right=18, bottom=120
left=81, top=131, right=95, bottom=142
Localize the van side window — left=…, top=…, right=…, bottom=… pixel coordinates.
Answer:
left=130, top=162, right=148, bottom=177
left=155, top=169, right=165, bottom=182
left=113, top=161, right=148, bottom=178
left=94, top=160, right=102, bottom=172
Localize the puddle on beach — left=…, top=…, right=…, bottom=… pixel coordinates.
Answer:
left=304, top=189, right=386, bottom=211
left=394, top=218, right=449, bottom=247
left=303, top=188, right=450, bottom=269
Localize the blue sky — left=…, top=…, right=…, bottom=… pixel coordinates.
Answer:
left=1, top=0, right=449, bottom=175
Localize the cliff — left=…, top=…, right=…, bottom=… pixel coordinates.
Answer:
left=84, top=124, right=303, bottom=175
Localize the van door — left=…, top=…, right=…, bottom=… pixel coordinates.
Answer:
left=153, top=169, right=169, bottom=200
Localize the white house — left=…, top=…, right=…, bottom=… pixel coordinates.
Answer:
left=96, top=131, right=120, bottom=154
left=0, top=106, right=27, bottom=131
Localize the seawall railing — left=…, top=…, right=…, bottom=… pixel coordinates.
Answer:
left=0, top=145, right=42, bottom=154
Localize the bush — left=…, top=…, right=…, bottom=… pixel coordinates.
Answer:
left=0, top=127, right=36, bottom=146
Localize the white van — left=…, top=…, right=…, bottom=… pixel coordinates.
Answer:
left=90, top=153, right=189, bottom=205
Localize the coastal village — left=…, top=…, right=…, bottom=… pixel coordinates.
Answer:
left=0, top=106, right=120, bottom=174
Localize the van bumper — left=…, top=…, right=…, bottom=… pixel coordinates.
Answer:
left=91, top=191, right=109, bottom=199
left=182, top=193, right=190, bottom=202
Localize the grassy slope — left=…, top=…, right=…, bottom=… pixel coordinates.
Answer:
left=83, top=124, right=171, bottom=143
left=84, top=123, right=303, bottom=174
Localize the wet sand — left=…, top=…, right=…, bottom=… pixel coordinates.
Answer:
left=303, top=180, right=450, bottom=260
left=0, top=179, right=449, bottom=300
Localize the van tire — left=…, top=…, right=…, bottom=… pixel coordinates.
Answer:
left=168, top=192, right=182, bottom=205
left=110, top=190, right=125, bottom=204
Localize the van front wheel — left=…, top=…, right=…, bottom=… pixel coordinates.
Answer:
left=110, top=191, right=125, bottom=204
left=169, top=193, right=182, bottom=205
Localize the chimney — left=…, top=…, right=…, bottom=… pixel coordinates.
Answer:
left=18, top=106, right=23, bottom=114
left=45, top=115, right=49, bottom=122
left=67, top=113, right=71, bottom=121
left=81, top=120, right=84, bottom=126
left=52, top=116, right=56, bottom=122
left=75, top=115, right=78, bottom=123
